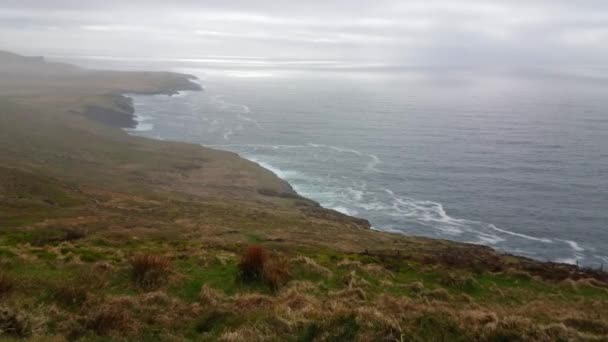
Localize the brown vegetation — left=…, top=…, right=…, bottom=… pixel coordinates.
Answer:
left=130, top=254, right=170, bottom=290
left=0, top=273, right=13, bottom=297
left=238, top=246, right=289, bottom=291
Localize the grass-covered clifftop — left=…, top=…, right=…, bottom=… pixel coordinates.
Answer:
left=0, top=51, right=607, bottom=341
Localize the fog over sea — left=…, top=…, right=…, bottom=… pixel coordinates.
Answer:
left=63, top=56, right=608, bottom=266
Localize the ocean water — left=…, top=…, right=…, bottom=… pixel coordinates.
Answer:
left=124, top=66, right=608, bottom=267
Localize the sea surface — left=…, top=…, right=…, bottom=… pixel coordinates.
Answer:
left=65, top=56, right=608, bottom=266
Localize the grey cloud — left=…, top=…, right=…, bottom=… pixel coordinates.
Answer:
left=1, top=0, right=607, bottom=66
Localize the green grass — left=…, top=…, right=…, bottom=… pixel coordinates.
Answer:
left=76, top=248, right=106, bottom=263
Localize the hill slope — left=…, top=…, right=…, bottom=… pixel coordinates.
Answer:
left=0, top=51, right=607, bottom=341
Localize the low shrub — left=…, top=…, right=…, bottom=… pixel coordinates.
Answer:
left=130, top=254, right=170, bottom=290
left=237, top=246, right=289, bottom=291
left=238, top=246, right=267, bottom=282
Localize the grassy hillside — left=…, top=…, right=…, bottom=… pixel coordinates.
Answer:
left=0, top=51, right=607, bottom=341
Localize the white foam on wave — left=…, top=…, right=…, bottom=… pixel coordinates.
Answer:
left=200, top=140, right=569, bottom=262
left=331, top=206, right=359, bottom=216
left=476, top=232, right=506, bottom=245
left=237, top=114, right=262, bottom=129
left=308, top=143, right=362, bottom=156
left=250, top=158, right=301, bottom=180
left=489, top=225, right=553, bottom=243
left=223, top=129, right=233, bottom=140
left=393, top=197, right=464, bottom=235
left=210, top=94, right=251, bottom=115
left=380, top=188, right=557, bottom=248
left=345, top=187, right=364, bottom=201
left=555, top=257, right=578, bottom=265
left=365, top=154, right=381, bottom=173
left=307, top=143, right=382, bottom=173
left=556, top=239, right=585, bottom=264
left=207, top=143, right=303, bottom=150
left=560, top=239, right=584, bottom=252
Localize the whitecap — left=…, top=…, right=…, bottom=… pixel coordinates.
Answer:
left=250, top=159, right=301, bottom=180
left=307, top=143, right=363, bottom=156
left=559, top=239, right=585, bottom=252
left=236, top=114, right=262, bottom=129
left=555, top=257, right=577, bottom=265
left=365, top=154, right=381, bottom=172
left=476, top=233, right=506, bottom=245
left=345, top=187, right=364, bottom=201
left=223, top=129, right=233, bottom=140
left=331, top=206, right=358, bottom=216
left=489, top=225, right=553, bottom=243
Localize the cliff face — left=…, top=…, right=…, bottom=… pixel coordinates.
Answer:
left=0, top=51, right=607, bottom=341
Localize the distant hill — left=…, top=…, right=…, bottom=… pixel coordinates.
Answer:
left=0, top=50, right=79, bottom=75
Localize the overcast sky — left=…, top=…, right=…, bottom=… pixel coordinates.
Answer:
left=1, top=0, right=607, bottom=67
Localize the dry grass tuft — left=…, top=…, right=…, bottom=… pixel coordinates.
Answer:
left=275, top=288, right=319, bottom=322
left=459, top=309, right=498, bottom=327
left=331, top=287, right=367, bottom=302
left=355, top=306, right=402, bottom=339
left=362, top=263, right=394, bottom=279
left=291, top=256, right=333, bottom=278
left=541, top=322, right=570, bottom=340
left=263, top=256, right=289, bottom=291
left=439, top=273, right=478, bottom=291
left=422, top=288, right=451, bottom=302
left=284, top=280, right=318, bottom=293
left=84, top=299, right=136, bottom=336
left=130, top=254, right=170, bottom=290
left=140, top=291, right=171, bottom=307
left=342, top=270, right=370, bottom=289
left=563, top=317, right=608, bottom=335
left=406, top=281, right=425, bottom=293
left=481, top=315, right=544, bottom=341
left=337, top=259, right=363, bottom=269
left=219, top=327, right=261, bottom=341
left=234, top=294, right=275, bottom=311
left=199, top=284, right=225, bottom=307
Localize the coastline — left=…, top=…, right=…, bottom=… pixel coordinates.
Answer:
left=83, top=82, right=373, bottom=230
left=2, top=51, right=608, bottom=340
left=82, top=75, right=202, bottom=129
left=121, top=88, right=600, bottom=269
left=4, top=45, right=595, bottom=271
